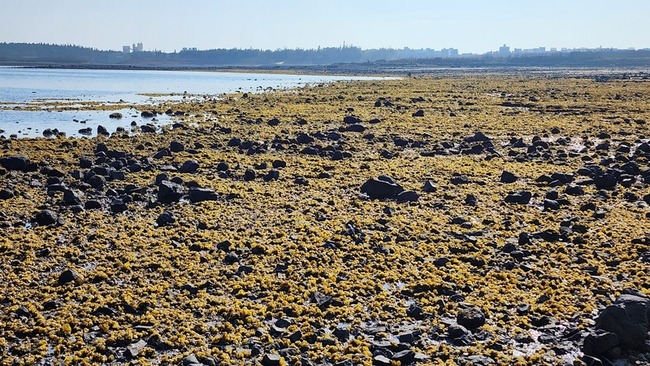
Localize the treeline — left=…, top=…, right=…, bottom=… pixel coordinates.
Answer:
left=1, top=43, right=649, bottom=68
left=0, top=43, right=457, bottom=66
left=0, top=43, right=128, bottom=64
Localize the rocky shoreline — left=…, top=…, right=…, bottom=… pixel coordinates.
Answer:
left=1, top=74, right=649, bottom=365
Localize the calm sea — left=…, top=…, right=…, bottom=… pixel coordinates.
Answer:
left=0, top=67, right=385, bottom=138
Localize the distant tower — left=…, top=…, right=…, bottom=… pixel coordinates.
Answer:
left=122, top=45, right=131, bottom=53
left=499, top=44, right=510, bottom=57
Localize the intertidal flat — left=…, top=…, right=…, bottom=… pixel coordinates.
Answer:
left=1, top=73, right=649, bottom=365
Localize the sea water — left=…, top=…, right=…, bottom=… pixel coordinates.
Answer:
left=0, top=67, right=386, bottom=138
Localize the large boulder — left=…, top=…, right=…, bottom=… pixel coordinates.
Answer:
left=595, top=293, right=650, bottom=350
left=0, top=155, right=30, bottom=171
left=34, top=209, right=58, bottom=226
left=360, top=176, right=404, bottom=199
left=457, top=306, right=486, bottom=330
left=157, top=180, right=185, bottom=204
left=188, top=187, right=219, bottom=203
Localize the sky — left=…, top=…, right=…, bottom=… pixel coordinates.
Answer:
left=1, top=0, right=648, bottom=54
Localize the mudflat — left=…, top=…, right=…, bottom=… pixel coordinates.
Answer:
left=1, top=73, right=649, bottom=365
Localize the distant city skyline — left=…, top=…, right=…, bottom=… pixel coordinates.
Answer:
left=1, top=0, right=648, bottom=54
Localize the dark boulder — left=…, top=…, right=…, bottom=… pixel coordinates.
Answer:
left=422, top=180, right=437, bottom=193
left=565, top=185, right=585, bottom=196
left=78, top=127, right=92, bottom=136
left=345, top=124, right=366, bottom=132
left=464, top=131, right=490, bottom=143
left=0, top=189, right=14, bottom=200
left=500, top=170, right=518, bottom=184
left=263, top=170, right=280, bottom=182
left=392, top=350, right=415, bottom=364
left=62, top=189, right=82, bottom=206
left=58, top=269, right=82, bottom=286
left=505, top=191, right=531, bottom=204
left=543, top=199, right=560, bottom=211
left=412, top=109, right=425, bottom=117
left=109, top=112, right=123, bottom=119
left=158, top=180, right=185, bottom=204
left=110, top=199, right=128, bottom=213
left=216, top=162, right=229, bottom=172
left=261, top=354, right=282, bottom=366
left=156, top=211, right=176, bottom=227
left=407, top=303, right=424, bottom=319
left=360, top=176, right=404, bottom=199
left=227, top=137, right=241, bottom=147
left=97, top=125, right=109, bottom=136
left=170, top=141, right=185, bottom=152
left=448, top=324, right=470, bottom=339
left=450, top=175, right=470, bottom=185
left=244, top=169, right=256, bottom=181
left=140, top=111, right=155, bottom=118
left=0, top=155, right=30, bottom=171
left=79, top=157, right=93, bottom=169
left=457, top=306, right=486, bottom=330
left=595, top=293, right=650, bottom=350
left=141, top=124, right=156, bottom=133
left=582, top=330, right=619, bottom=358
left=396, top=190, right=419, bottom=203
left=179, top=160, right=199, bottom=174
left=594, top=173, right=617, bottom=190
left=85, top=200, right=102, bottom=210
left=296, top=133, right=315, bottom=144
left=188, top=187, right=219, bottom=203
left=343, top=116, right=361, bottom=124
left=35, top=209, right=58, bottom=226
left=86, top=175, right=106, bottom=190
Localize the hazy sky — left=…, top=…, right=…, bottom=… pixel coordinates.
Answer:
left=1, top=0, right=648, bottom=53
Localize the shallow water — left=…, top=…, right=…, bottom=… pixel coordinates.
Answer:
left=0, top=67, right=388, bottom=137
left=0, top=108, right=171, bottom=138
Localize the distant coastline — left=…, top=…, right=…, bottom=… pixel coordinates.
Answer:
left=2, top=43, right=650, bottom=75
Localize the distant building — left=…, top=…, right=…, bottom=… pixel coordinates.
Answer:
left=499, top=44, right=510, bottom=57
left=122, top=45, right=131, bottom=53
left=132, top=42, right=144, bottom=52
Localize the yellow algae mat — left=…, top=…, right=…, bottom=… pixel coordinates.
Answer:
left=1, top=73, right=649, bottom=365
